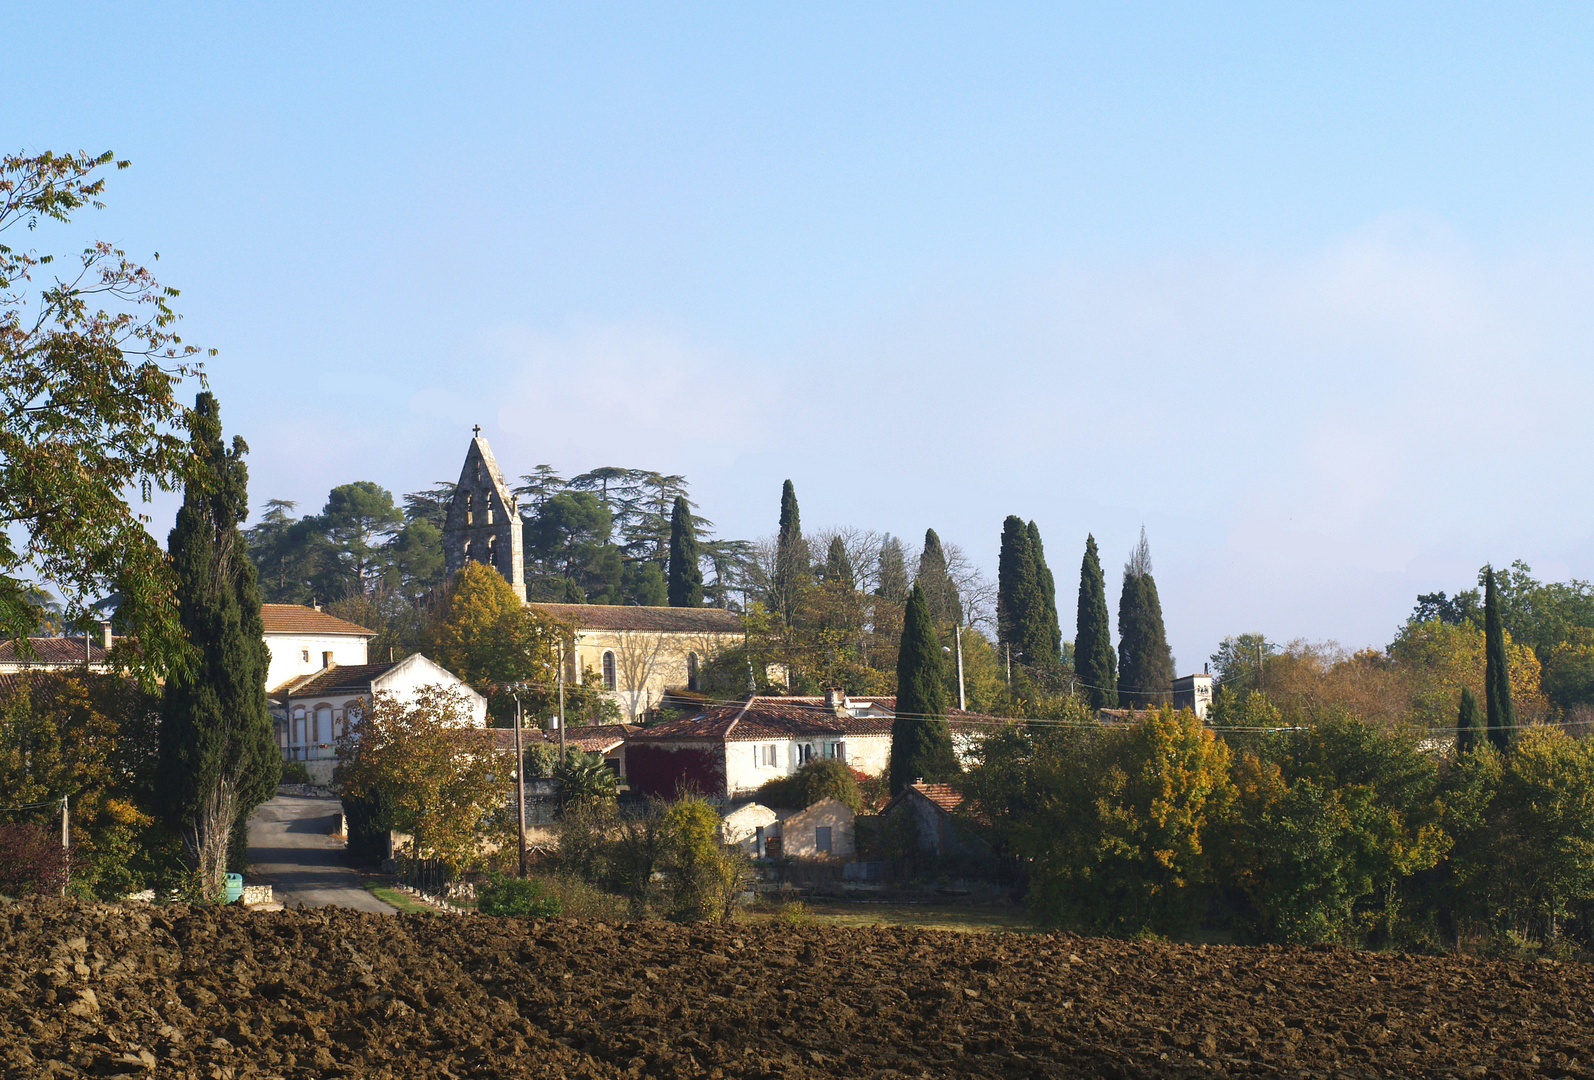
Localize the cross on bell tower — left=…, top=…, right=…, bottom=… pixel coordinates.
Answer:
left=473, top=424, right=482, bottom=437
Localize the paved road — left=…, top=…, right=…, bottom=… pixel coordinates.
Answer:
left=247, top=792, right=394, bottom=913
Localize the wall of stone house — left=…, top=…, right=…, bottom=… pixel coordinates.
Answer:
left=721, top=803, right=779, bottom=854
left=263, top=632, right=370, bottom=692
left=569, top=629, right=742, bottom=721
left=623, top=741, right=726, bottom=799
left=779, top=797, right=856, bottom=858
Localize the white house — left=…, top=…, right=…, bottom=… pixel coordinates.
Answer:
left=261, top=604, right=376, bottom=691
left=272, top=654, right=487, bottom=785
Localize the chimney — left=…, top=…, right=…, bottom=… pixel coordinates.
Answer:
left=824, top=685, right=846, bottom=715
left=101, top=621, right=113, bottom=651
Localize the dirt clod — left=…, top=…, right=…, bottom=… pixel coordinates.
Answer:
left=3, top=900, right=1592, bottom=1077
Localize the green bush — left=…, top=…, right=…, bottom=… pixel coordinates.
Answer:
left=757, top=759, right=863, bottom=813
left=478, top=874, right=563, bottom=917
left=279, top=761, right=312, bottom=784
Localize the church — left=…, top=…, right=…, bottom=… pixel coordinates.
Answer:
left=442, top=430, right=742, bottom=721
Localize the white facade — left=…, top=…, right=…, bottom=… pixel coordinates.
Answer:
left=1172, top=673, right=1215, bottom=721
left=723, top=732, right=890, bottom=798
left=279, top=654, right=487, bottom=785
left=264, top=631, right=371, bottom=692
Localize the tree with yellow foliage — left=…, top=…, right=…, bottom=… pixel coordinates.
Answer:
left=426, top=561, right=568, bottom=721
left=1388, top=618, right=1545, bottom=731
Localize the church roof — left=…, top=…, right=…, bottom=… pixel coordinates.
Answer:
left=260, top=605, right=375, bottom=637
left=527, top=603, right=742, bottom=634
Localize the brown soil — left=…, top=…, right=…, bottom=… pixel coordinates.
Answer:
left=2, top=899, right=1591, bottom=1079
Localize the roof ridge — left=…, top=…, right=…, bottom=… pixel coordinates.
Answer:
left=722, top=694, right=756, bottom=738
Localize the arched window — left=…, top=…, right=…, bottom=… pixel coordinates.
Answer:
left=487, top=534, right=497, bottom=565
left=466, top=491, right=474, bottom=525
left=602, top=651, right=617, bottom=691
left=292, top=706, right=305, bottom=745
left=687, top=653, right=700, bottom=692
left=314, top=704, right=332, bottom=744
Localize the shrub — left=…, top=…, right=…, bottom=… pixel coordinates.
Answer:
left=0, top=822, right=72, bottom=897
left=662, top=794, right=749, bottom=922
left=757, top=759, right=863, bottom=813
left=478, top=874, right=563, bottom=917
left=280, top=761, right=312, bottom=784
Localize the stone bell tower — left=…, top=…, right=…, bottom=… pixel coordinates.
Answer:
left=442, top=427, right=526, bottom=601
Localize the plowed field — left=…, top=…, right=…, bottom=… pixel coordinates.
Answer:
left=2, top=899, right=1590, bottom=1079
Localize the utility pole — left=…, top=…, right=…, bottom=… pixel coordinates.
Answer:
left=954, top=624, right=966, bottom=712
left=1256, top=642, right=1265, bottom=691
left=558, top=644, right=567, bottom=766
left=513, top=695, right=526, bottom=877
left=1005, top=643, right=1011, bottom=688
left=60, top=796, right=69, bottom=897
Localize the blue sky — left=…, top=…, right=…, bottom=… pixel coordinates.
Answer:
left=13, top=4, right=1594, bottom=668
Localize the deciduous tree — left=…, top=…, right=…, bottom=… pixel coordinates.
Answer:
left=1, top=150, right=210, bottom=680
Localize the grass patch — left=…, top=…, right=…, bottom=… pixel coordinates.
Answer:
left=749, top=898, right=1034, bottom=935
left=364, top=881, right=437, bottom=915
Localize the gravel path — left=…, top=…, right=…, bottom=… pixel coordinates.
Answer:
left=246, top=791, right=394, bottom=913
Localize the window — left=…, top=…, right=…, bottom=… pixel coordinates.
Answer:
left=300, top=649, right=310, bottom=663
left=760, top=744, right=778, bottom=768
left=824, top=741, right=846, bottom=762
left=292, top=708, right=305, bottom=744
left=322, top=651, right=335, bottom=668
left=602, top=651, right=617, bottom=690
left=687, top=653, right=700, bottom=692
left=815, top=826, right=832, bottom=854
left=797, top=743, right=813, bottom=766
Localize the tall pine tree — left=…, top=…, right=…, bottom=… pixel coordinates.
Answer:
left=890, top=583, right=957, bottom=794
left=1116, top=528, right=1175, bottom=707
left=156, top=393, right=279, bottom=896
left=875, top=534, right=909, bottom=605
left=916, top=528, right=963, bottom=627
left=822, top=535, right=855, bottom=588
left=1456, top=687, right=1484, bottom=754
left=772, top=479, right=809, bottom=621
left=1026, top=520, right=1063, bottom=666
left=1075, top=534, right=1117, bottom=709
left=997, top=516, right=1039, bottom=657
left=666, top=494, right=703, bottom=607
left=1484, top=567, right=1517, bottom=752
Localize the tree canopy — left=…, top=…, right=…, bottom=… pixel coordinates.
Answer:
left=1, top=150, right=210, bottom=680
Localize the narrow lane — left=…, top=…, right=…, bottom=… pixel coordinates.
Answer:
left=247, top=791, right=394, bottom=913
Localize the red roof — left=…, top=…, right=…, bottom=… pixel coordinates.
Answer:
left=0, top=636, right=118, bottom=667
left=260, top=605, right=375, bottom=637
left=912, top=782, right=964, bottom=813
left=527, top=603, right=742, bottom=634
left=636, top=697, right=894, bottom=742
left=483, top=723, right=640, bottom=754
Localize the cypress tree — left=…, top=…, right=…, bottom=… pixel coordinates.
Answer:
left=997, top=516, right=1038, bottom=657
left=1117, top=528, right=1175, bottom=708
left=823, top=535, right=855, bottom=588
left=875, top=534, right=909, bottom=605
left=666, top=494, right=703, bottom=607
left=890, top=584, right=957, bottom=795
left=1456, top=687, right=1484, bottom=755
left=156, top=393, right=280, bottom=896
left=916, top=528, right=963, bottom=627
left=1026, top=520, right=1063, bottom=666
left=1484, top=567, right=1517, bottom=752
left=772, top=480, right=809, bottom=621
left=1075, top=534, right=1117, bottom=708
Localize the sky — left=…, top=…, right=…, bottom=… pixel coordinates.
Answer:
left=12, top=3, right=1594, bottom=670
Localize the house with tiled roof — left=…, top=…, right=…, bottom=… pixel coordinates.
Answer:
left=271, top=653, right=486, bottom=784
left=881, top=781, right=988, bottom=859
left=624, top=689, right=896, bottom=800
left=0, top=624, right=120, bottom=674
left=484, top=723, right=640, bottom=779
left=528, top=601, right=743, bottom=723
left=260, top=603, right=377, bottom=692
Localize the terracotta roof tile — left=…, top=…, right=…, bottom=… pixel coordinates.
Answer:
left=527, top=603, right=742, bottom=634
left=281, top=662, right=400, bottom=697
left=260, top=605, right=376, bottom=637
left=483, top=723, right=640, bottom=754
left=635, top=697, right=894, bottom=742
left=0, top=636, right=118, bottom=667
left=912, top=782, right=964, bottom=813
